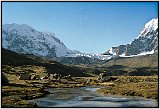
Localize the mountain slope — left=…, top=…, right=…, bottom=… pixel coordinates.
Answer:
left=2, top=23, right=80, bottom=58
left=102, top=52, right=158, bottom=69
left=104, top=18, right=158, bottom=56
left=1, top=23, right=115, bottom=63
left=2, top=18, right=158, bottom=63
left=58, top=56, right=105, bottom=65
left=98, top=52, right=158, bottom=76
left=2, top=48, right=86, bottom=77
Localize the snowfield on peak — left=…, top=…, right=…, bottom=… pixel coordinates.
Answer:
left=104, top=18, right=158, bottom=57
left=138, top=18, right=158, bottom=39
left=2, top=23, right=80, bottom=58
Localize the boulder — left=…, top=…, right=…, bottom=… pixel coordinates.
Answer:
left=31, top=75, right=40, bottom=80
left=63, top=75, right=71, bottom=79
left=49, top=74, right=54, bottom=80
left=41, top=76, right=48, bottom=80
left=31, top=74, right=36, bottom=80
left=98, top=73, right=105, bottom=82
left=53, top=73, right=58, bottom=78
left=86, top=79, right=92, bottom=84
left=19, top=73, right=31, bottom=80
left=2, top=73, right=9, bottom=86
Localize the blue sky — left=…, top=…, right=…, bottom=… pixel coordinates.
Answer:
left=2, top=2, right=158, bottom=54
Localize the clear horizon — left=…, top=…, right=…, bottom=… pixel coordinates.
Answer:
left=2, top=2, right=158, bottom=54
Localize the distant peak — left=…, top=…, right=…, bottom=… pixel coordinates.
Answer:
left=144, top=18, right=158, bottom=29
left=137, top=18, right=158, bottom=38
left=3, top=23, right=35, bottom=30
left=43, top=31, right=55, bottom=36
left=21, top=23, right=30, bottom=27
left=11, top=23, right=19, bottom=25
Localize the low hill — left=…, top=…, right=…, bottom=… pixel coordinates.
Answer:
left=97, top=52, right=158, bottom=76
left=58, top=56, right=104, bottom=65
left=102, top=53, right=158, bottom=69
left=2, top=48, right=87, bottom=77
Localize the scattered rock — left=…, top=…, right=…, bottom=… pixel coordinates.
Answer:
left=86, top=79, right=92, bottom=84
left=63, top=74, right=71, bottom=80
left=31, top=75, right=40, bottom=80
left=19, top=73, right=31, bottom=80
left=41, top=76, right=48, bottom=80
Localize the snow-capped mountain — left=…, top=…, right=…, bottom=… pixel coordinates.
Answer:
left=104, top=18, right=158, bottom=57
left=2, top=23, right=113, bottom=61
left=2, top=18, right=158, bottom=62
left=2, top=23, right=80, bottom=58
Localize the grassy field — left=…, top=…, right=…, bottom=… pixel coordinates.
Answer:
left=2, top=76, right=86, bottom=107
left=2, top=86, right=48, bottom=107
left=1, top=64, right=88, bottom=107
left=101, top=53, right=158, bottom=69
left=1, top=48, right=89, bottom=107
left=2, top=48, right=159, bottom=107
left=94, top=53, right=158, bottom=76
left=97, top=76, right=158, bottom=99
left=2, top=65, right=159, bottom=107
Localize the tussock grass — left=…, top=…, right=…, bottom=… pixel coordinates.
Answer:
left=97, top=76, right=158, bottom=99
left=102, top=53, right=158, bottom=69
left=2, top=86, right=48, bottom=107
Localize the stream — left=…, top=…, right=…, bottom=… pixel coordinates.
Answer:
left=29, top=86, right=158, bottom=107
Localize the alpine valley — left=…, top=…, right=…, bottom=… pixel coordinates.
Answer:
left=2, top=18, right=159, bottom=108
left=2, top=18, right=158, bottom=64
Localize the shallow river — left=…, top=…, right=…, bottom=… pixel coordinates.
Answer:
left=29, top=86, right=158, bottom=107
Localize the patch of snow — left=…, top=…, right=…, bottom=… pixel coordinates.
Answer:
left=119, top=52, right=126, bottom=57
left=108, top=48, right=117, bottom=55
left=120, top=49, right=155, bottom=58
